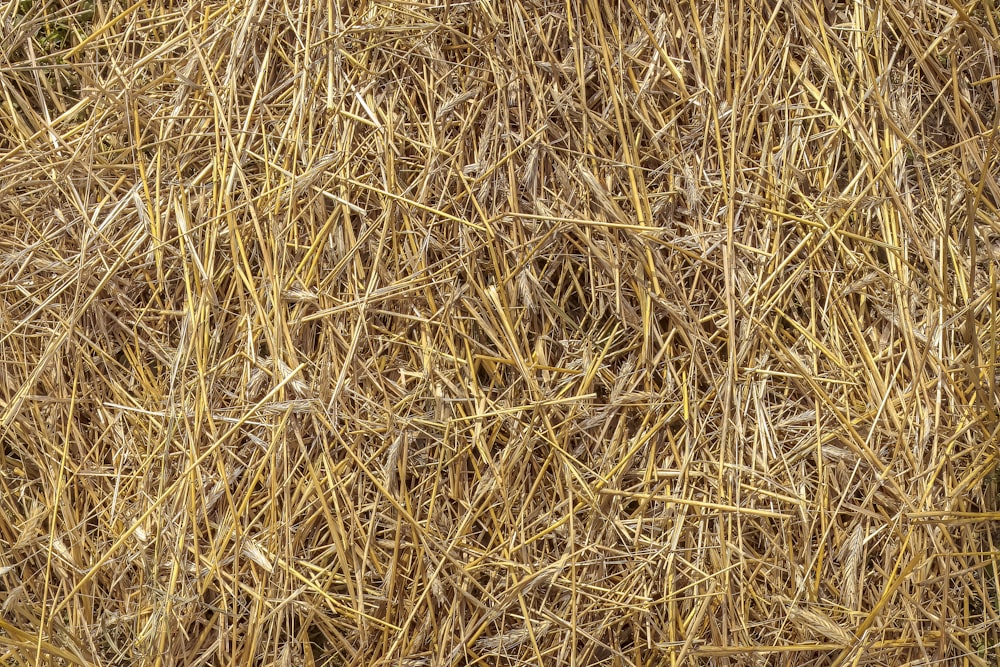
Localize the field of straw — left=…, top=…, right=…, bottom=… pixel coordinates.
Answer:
left=2, top=0, right=1000, bottom=665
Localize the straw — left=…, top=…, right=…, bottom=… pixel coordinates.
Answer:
left=1, top=0, right=998, bottom=665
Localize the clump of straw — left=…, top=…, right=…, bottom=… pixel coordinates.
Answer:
left=1, top=0, right=998, bottom=665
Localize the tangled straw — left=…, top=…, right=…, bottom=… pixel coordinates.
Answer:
left=1, top=0, right=999, bottom=665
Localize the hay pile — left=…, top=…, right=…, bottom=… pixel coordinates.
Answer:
left=1, top=0, right=999, bottom=664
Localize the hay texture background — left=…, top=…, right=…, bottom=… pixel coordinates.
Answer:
left=1, top=0, right=1000, bottom=665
